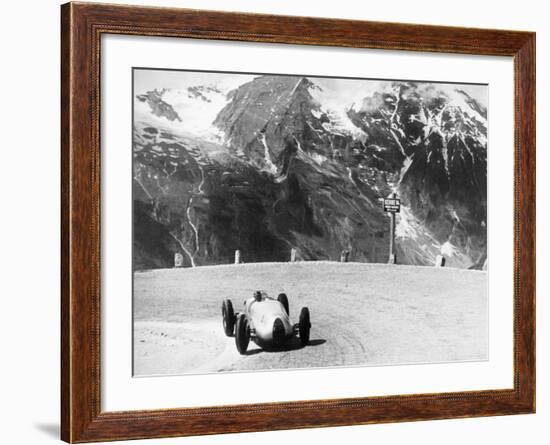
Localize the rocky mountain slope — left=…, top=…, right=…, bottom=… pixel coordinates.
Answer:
left=133, top=75, right=487, bottom=270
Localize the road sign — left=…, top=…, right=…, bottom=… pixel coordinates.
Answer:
left=383, top=197, right=401, bottom=213
left=383, top=192, right=399, bottom=264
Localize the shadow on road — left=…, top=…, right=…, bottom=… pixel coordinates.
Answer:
left=245, top=337, right=326, bottom=355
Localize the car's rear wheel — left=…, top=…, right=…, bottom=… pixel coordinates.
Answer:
left=222, top=299, right=235, bottom=336
left=299, top=307, right=311, bottom=346
left=235, top=314, right=250, bottom=354
left=277, top=293, right=289, bottom=316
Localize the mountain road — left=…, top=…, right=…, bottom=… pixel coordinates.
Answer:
left=133, top=262, right=487, bottom=376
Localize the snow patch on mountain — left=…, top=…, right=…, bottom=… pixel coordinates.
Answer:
left=396, top=206, right=424, bottom=241
left=259, top=133, right=280, bottom=176
left=135, top=76, right=256, bottom=142
left=449, top=89, right=487, bottom=124
left=308, top=78, right=367, bottom=140
left=441, top=241, right=460, bottom=257
left=161, top=87, right=229, bottom=141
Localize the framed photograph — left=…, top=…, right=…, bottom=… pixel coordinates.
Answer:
left=61, top=2, right=535, bottom=442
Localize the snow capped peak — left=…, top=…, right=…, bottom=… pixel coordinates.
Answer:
left=134, top=84, right=230, bottom=141
left=134, top=72, right=256, bottom=141
left=160, top=86, right=229, bottom=141
left=306, top=77, right=367, bottom=140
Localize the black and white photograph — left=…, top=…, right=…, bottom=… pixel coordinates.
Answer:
left=1, top=0, right=544, bottom=443
left=132, top=68, right=488, bottom=377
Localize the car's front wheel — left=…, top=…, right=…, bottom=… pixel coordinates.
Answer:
left=235, top=314, right=250, bottom=354
left=299, top=307, right=311, bottom=346
left=222, top=299, right=235, bottom=336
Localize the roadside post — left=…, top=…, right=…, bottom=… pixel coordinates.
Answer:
left=234, top=249, right=241, bottom=264
left=382, top=192, right=400, bottom=264
left=174, top=252, right=184, bottom=268
left=290, top=248, right=297, bottom=262
left=340, top=250, right=350, bottom=263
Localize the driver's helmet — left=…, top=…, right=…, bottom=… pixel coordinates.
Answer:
left=253, top=291, right=262, bottom=302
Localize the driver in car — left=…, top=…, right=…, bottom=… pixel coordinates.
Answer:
left=243, top=290, right=263, bottom=307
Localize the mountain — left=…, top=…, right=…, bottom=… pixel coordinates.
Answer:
left=132, top=75, right=487, bottom=270
left=136, top=89, right=181, bottom=122
left=347, top=83, right=487, bottom=266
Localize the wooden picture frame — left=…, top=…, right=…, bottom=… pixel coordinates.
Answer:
left=61, top=2, right=535, bottom=442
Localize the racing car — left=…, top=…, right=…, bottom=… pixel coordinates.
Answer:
left=221, top=291, right=311, bottom=354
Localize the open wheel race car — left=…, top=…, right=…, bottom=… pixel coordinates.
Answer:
left=222, top=291, right=311, bottom=354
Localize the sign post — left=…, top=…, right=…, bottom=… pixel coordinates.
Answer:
left=382, top=192, right=401, bottom=264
